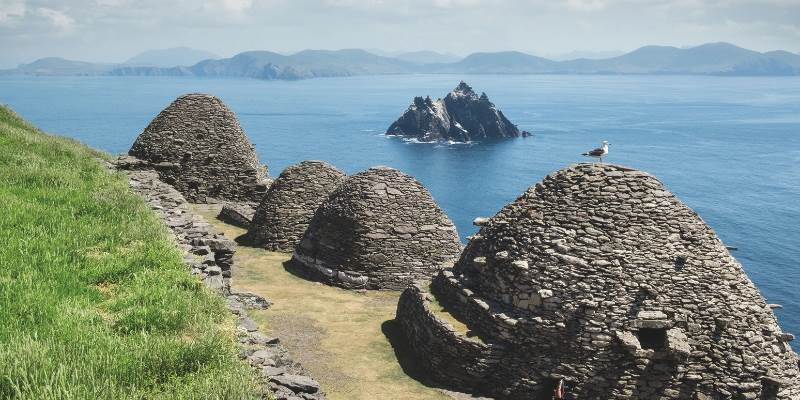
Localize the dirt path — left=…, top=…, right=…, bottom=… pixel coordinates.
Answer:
left=194, top=205, right=455, bottom=400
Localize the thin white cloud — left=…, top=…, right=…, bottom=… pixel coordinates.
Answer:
left=565, top=0, right=611, bottom=11
left=95, top=0, right=130, bottom=6
left=323, top=0, right=387, bottom=6
left=35, top=7, right=75, bottom=31
left=1, top=0, right=799, bottom=68
left=206, top=0, right=254, bottom=14
left=0, top=0, right=26, bottom=24
left=431, top=0, right=482, bottom=8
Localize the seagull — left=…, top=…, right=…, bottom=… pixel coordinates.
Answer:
left=582, top=141, right=610, bottom=163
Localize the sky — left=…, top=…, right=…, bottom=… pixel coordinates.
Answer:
left=1, top=0, right=799, bottom=68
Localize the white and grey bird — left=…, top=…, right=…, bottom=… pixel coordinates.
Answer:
left=582, top=141, right=610, bottom=163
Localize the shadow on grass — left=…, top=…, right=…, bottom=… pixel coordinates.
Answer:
left=233, top=231, right=254, bottom=246
left=281, top=259, right=326, bottom=285
left=381, top=319, right=436, bottom=385
left=381, top=318, right=493, bottom=400
left=380, top=317, right=486, bottom=398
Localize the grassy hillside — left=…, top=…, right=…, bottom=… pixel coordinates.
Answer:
left=0, top=106, right=261, bottom=399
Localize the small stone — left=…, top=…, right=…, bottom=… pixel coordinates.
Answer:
left=269, top=374, right=320, bottom=394
left=473, top=217, right=490, bottom=226
left=511, top=260, right=529, bottom=270
left=262, top=366, right=287, bottom=377
left=205, top=266, right=222, bottom=275
left=238, top=317, right=258, bottom=332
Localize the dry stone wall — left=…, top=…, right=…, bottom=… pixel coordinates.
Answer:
left=121, top=167, right=235, bottom=293
left=396, top=283, right=501, bottom=388
left=396, top=163, right=800, bottom=400
left=244, top=161, right=346, bottom=252
left=110, top=159, right=326, bottom=400
left=291, top=166, right=462, bottom=290
left=128, top=93, right=269, bottom=203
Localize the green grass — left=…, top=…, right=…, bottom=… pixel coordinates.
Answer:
left=193, top=205, right=451, bottom=400
left=0, top=106, right=262, bottom=399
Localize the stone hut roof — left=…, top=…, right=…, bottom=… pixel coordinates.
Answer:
left=291, top=166, right=462, bottom=290
left=396, top=163, right=799, bottom=399
left=129, top=93, right=268, bottom=203
left=243, top=160, right=346, bottom=252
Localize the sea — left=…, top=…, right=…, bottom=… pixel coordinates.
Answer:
left=1, top=74, right=798, bottom=335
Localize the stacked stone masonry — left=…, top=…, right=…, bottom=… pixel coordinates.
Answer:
left=396, top=163, right=799, bottom=400
left=219, top=202, right=257, bottom=229
left=110, top=159, right=326, bottom=400
left=291, top=166, right=463, bottom=290
left=396, top=283, right=502, bottom=389
left=128, top=93, right=270, bottom=203
left=244, top=161, right=346, bottom=252
left=120, top=167, right=235, bottom=293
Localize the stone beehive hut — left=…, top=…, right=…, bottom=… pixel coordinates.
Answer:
left=243, top=161, right=346, bottom=252
left=396, top=163, right=799, bottom=399
left=128, top=93, right=269, bottom=203
left=290, top=166, right=462, bottom=290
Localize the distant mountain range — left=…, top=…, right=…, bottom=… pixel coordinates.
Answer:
left=3, top=57, right=117, bottom=76
left=124, top=47, right=219, bottom=67
left=3, top=43, right=799, bottom=79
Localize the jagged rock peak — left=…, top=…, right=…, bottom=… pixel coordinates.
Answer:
left=453, top=81, right=476, bottom=96
left=126, top=93, right=269, bottom=203
left=386, top=82, right=530, bottom=143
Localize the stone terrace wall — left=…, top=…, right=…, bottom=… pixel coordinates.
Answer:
left=244, top=161, right=346, bottom=252
left=291, top=166, right=462, bottom=290
left=128, top=93, right=269, bottom=203
left=396, top=163, right=800, bottom=400
left=124, top=168, right=235, bottom=293
left=396, top=284, right=501, bottom=390
left=111, top=160, right=327, bottom=400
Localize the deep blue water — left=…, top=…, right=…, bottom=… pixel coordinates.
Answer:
left=1, top=74, right=798, bottom=335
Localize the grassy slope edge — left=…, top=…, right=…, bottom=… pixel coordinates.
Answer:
left=0, top=105, right=261, bottom=399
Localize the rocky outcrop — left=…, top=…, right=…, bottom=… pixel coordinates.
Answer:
left=127, top=93, right=270, bottom=203
left=396, top=163, right=799, bottom=399
left=290, top=166, right=462, bottom=290
left=242, top=161, right=346, bottom=252
left=386, top=82, right=529, bottom=142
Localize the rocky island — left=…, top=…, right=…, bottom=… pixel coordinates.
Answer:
left=386, top=81, right=530, bottom=142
